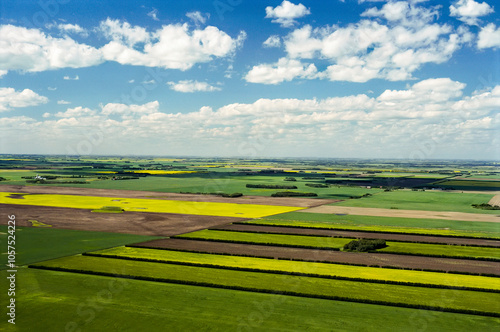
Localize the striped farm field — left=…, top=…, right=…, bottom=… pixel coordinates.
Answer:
left=174, top=229, right=352, bottom=249
left=175, top=229, right=500, bottom=260
left=377, top=242, right=500, bottom=260
left=31, top=255, right=500, bottom=316
left=244, top=219, right=500, bottom=239
left=88, top=246, right=500, bottom=292
left=0, top=192, right=303, bottom=218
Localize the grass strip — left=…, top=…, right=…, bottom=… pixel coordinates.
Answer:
left=30, top=255, right=500, bottom=317
left=173, top=229, right=350, bottom=250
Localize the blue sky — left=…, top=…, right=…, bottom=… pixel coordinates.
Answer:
left=0, top=0, right=499, bottom=159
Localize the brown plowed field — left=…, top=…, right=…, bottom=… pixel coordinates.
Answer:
left=0, top=204, right=239, bottom=236
left=301, top=205, right=500, bottom=222
left=211, top=224, right=500, bottom=247
left=0, top=185, right=337, bottom=207
left=132, top=238, right=500, bottom=276
left=489, top=194, right=500, bottom=207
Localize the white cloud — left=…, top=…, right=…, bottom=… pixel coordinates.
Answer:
left=55, top=106, right=95, bottom=118
left=263, top=35, right=281, bottom=48
left=245, top=57, right=320, bottom=84
left=63, top=75, right=79, bottom=80
left=477, top=23, right=500, bottom=49
left=0, top=87, right=48, bottom=112
left=55, top=23, right=88, bottom=37
left=254, top=2, right=471, bottom=83
left=450, top=0, right=494, bottom=26
left=361, top=1, right=440, bottom=27
left=99, top=18, right=150, bottom=47
left=265, top=1, right=311, bottom=27
left=101, top=22, right=246, bottom=70
left=57, top=100, right=71, bottom=105
left=48, top=87, right=57, bottom=91
left=1, top=79, right=498, bottom=158
left=148, top=8, right=159, bottom=21
left=128, top=79, right=135, bottom=83
left=100, top=101, right=159, bottom=116
left=0, top=25, right=103, bottom=75
left=167, top=80, right=221, bottom=92
left=186, top=11, right=210, bottom=25
left=0, top=20, right=245, bottom=75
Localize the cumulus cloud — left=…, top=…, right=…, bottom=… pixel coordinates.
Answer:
left=99, top=18, right=150, bottom=47
left=450, top=0, right=494, bottom=26
left=55, top=106, right=95, bottom=118
left=0, top=20, right=245, bottom=75
left=100, top=22, right=246, bottom=70
left=250, top=2, right=472, bottom=83
left=186, top=11, right=210, bottom=25
left=2, top=78, right=498, bottom=158
left=57, top=100, right=71, bottom=105
left=49, top=23, right=88, bottom=37
left=245, top=57, right=320, bottom=84
left=263, top=35, right=281, bottom=48
left=477, top=23, right=500, bottom=49
left=167, top=80, right=221, bottom=92
left=100, top=101, right=159, bottom=116
left=63, top=75, right=79, bottom=80
left=265, top=1, right=311, bottom=27
left=0, top=87, right=48, bottom=112
left=0, top=25, right=103, bottom=75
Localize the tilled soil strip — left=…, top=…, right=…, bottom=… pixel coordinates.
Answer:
left=131, top=238, right=500, bottom=276
left=211, top=224, right=500, bottom=247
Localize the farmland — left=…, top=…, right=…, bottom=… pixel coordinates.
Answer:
left=2, top=269, right=499, bottom=332
left=1, top=155, right=500, bottom=330
left=30, top=255, right=500, bottom=316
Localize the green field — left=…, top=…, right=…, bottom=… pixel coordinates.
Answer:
left=0, top=192, right=303, bottom=218
left=30, top=255, right=500, bottom=316
left=89, top=246, right=500, bottom=291
left=332, top=190, right=498, bottom=214
left=262, top=211, right=500, bottom=235
left=174, top=229, right=352, bottom=249
left=0, top=226, right=160, bottom=268
left=2, top=269, right=498, bottom=332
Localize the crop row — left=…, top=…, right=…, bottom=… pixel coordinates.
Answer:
left=173, top=229, right=351, bottom=249
left=244, top=220, right=500, bottom=240
left=128, top=243, right=500, bottom=277
left=174, top=230, right=500, bottom=260
left=87, top=247, right=500, bottom=292
left=30, top=255, right=500, bottom=317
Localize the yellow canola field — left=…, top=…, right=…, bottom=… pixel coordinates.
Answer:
left=0, top=192, right=303, bottom=218
left=132, top=170, right=197, bottom=174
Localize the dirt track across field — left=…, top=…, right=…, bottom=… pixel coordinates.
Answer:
left=132, top=238, right=500, bottom=276
left=301, top=206, right=500, bottom=223
left=211, top=224, right=500, bottom=247
left=0, top=185, right=337, bottom=207
left=0, top=204, right=238, bottom=236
